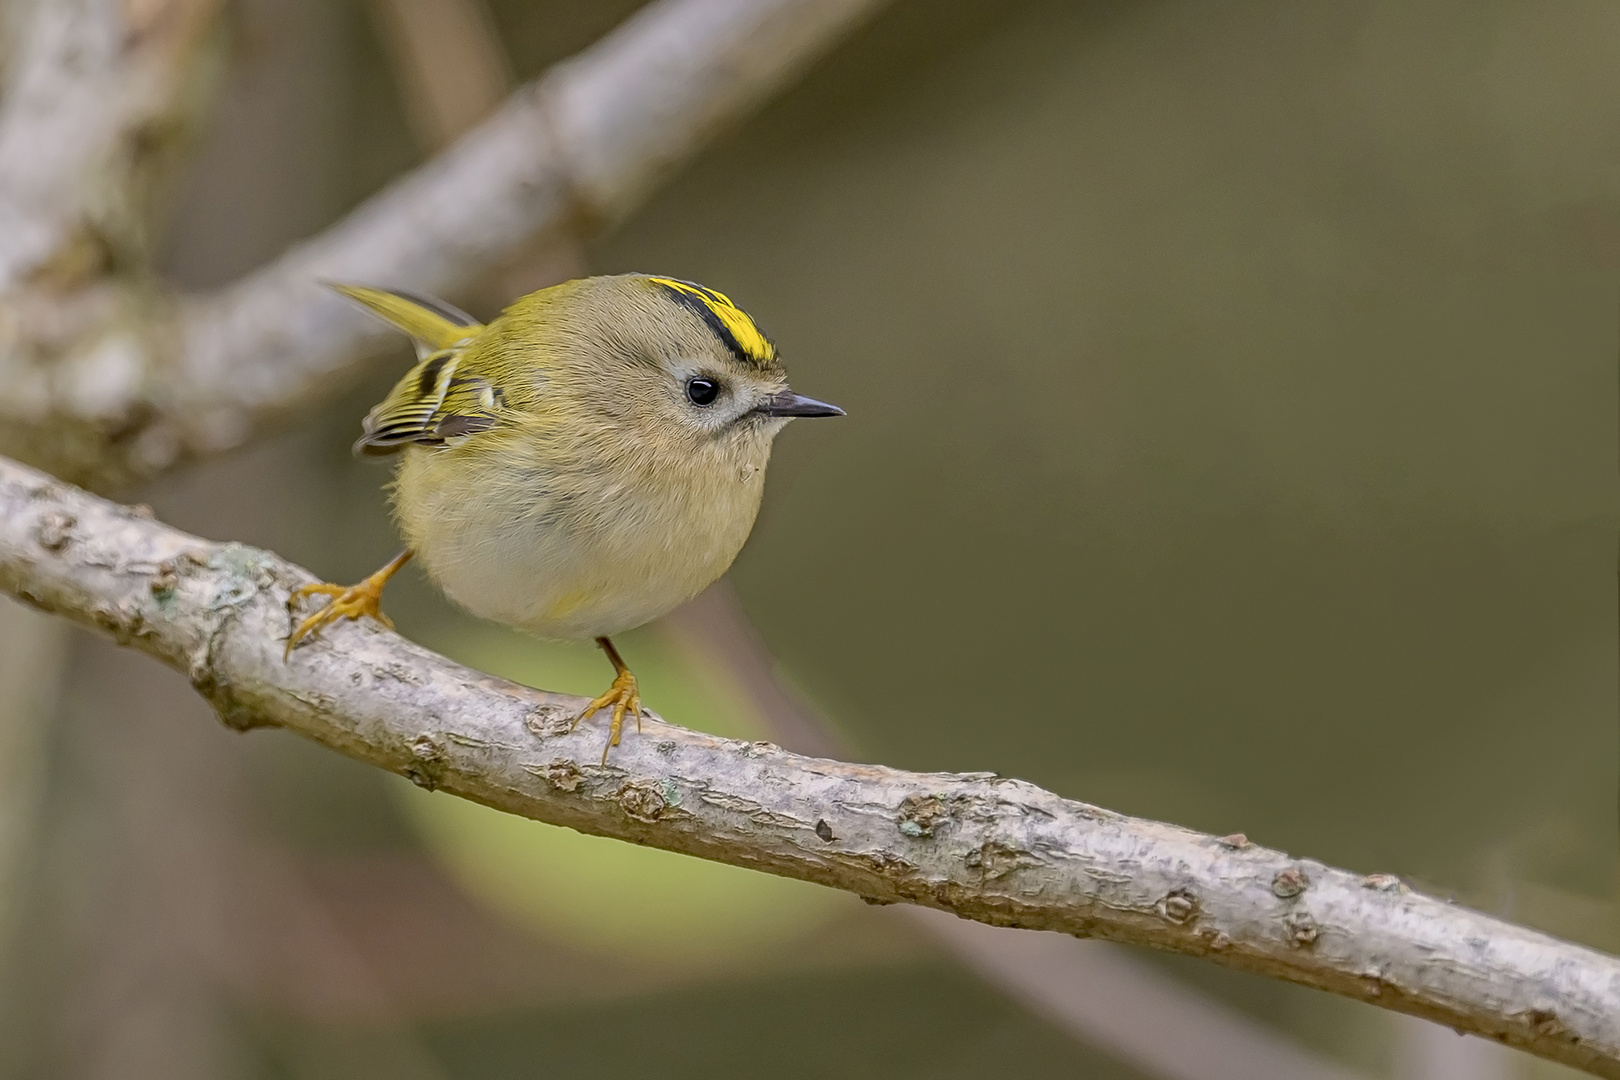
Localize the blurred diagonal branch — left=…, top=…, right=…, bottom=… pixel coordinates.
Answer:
left=0, top=0, right=888, bottom=489
left=1, top=454, right=1616, bottom=1079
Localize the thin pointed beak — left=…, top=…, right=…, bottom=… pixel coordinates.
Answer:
left=759, top=391, right=845, bottom=418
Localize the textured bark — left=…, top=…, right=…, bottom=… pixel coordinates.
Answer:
left=0, top=452, right=1615, bottom=1077
left=0, top=0, right=888, bottom=489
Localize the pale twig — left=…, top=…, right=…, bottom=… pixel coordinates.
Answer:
left=0, top=452, right=1615, bottom=1078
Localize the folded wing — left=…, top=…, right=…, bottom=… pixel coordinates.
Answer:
left=328, top=283, right=505, bottom=457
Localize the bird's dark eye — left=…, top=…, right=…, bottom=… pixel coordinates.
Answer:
left=685, top=377, right=720, bottom=407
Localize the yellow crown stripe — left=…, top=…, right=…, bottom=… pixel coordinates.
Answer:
left=649, top=277, right=774, bottom=364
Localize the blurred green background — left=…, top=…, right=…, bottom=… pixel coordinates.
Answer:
left=0, top=0, right=1615, bottom=1077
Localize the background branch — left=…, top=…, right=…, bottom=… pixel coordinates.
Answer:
left=0, top=452, right=1615, bottom=1078
left=0, top=0, right=222, bottom=485
left=0, top=0, right=219, bottom=287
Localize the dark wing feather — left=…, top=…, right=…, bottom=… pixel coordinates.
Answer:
left=353, top=348, right=503, bottom=456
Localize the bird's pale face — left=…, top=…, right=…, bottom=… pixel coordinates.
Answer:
left=531, top=274, right=842, bottom=497
left=571, top=285, right=840, bottom=471
left=588, top=350, right=783, bottom=487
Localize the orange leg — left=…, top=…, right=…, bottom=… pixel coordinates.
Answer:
left=284, top=550, right=414, bottom=659
left=570, top=636, right=644, bottom=764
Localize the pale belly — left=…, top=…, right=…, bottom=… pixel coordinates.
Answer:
left=393, top=446, right=764, bottom=640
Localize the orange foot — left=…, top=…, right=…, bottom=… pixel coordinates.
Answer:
left=284, top=550, right=412, bottom=659
left=570, top=636, right=644, bottom=764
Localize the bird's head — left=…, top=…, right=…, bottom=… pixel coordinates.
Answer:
left=507, top=274, right=842, bottom=474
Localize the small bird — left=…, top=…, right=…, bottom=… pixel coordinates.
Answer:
left=285, top=274, right=843, bottom=760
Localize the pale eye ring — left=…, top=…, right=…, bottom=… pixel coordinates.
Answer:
left=685, top=376, right=720, bottom=407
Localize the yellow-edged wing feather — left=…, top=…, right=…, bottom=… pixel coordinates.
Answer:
left=326, top=281, right=483, bottom=354
left=329, top=283, right=503, bottom=457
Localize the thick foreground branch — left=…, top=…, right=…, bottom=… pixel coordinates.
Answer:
left=1, top=453, right=1616, bottom=1077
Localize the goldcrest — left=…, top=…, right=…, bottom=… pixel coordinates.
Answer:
left=285, top=274, right=842, bottom=760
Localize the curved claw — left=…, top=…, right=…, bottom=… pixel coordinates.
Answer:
left=284, top=551, right=412, bottom=660
left=570, top=668, right=643, bottom=764
left=284, top=580, right=390, bottom=659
